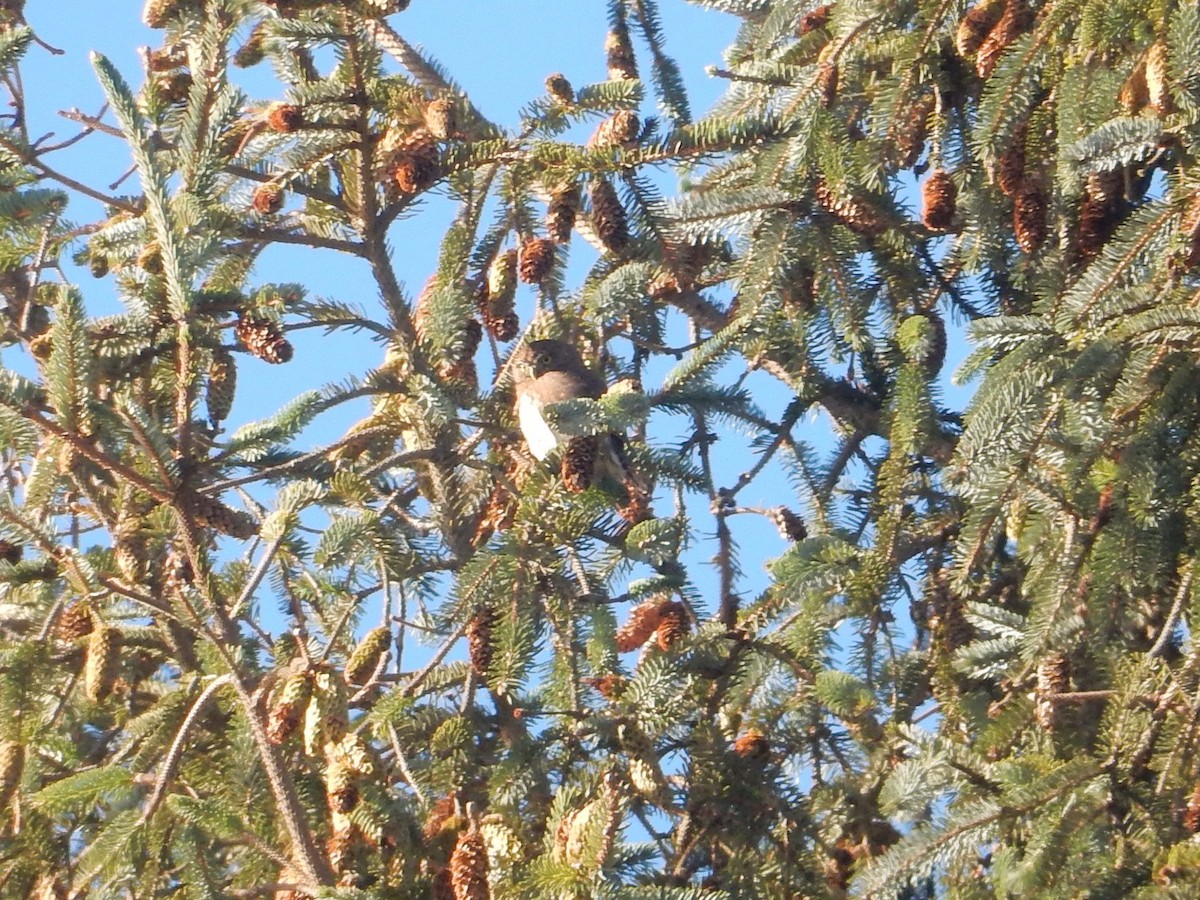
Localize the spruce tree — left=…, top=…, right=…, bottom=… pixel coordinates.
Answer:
left=3, top=0, right=1200, bottom=897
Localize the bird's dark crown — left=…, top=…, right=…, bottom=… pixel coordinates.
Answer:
left=522, top=338, right=586, bottom=377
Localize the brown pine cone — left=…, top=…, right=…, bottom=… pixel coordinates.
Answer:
left=616, top=480, right=653, bottom=526
left=655, top=600, right=689, bottom=651
left=206, top=348, right=236, bottom=424
left=1034, top=650, right=1071, bottom=729
left=1146, top=41, right=1172, bottom=115
left=797, top=3, right=833, bottom=35
left=587, top=110, right=641, bottom=149
left=0, top=539, right=21, bottom=564
left=0, top=740, right=24, bottom=815
left=770, top=507, right=808, bottom=542
left=584, top=674, right=627, bottom=699
left=975, top=0, right=1033, bottom=78
left=816, top=62, right=838, bottom=108
left=996, top=128, right=1026, bottom=197
left=1012, top=180, right=1047, bottom=253
left=733, top=729, right=770, bottom=760
left=955, top=0, right=1005, bottom=58
left=1185, top=782, right=1200, bottom=833
left=561, top=436, right=599, bottom=493
left=424, top=96, right=458, bottom=140
left=179, top=490, right=259, bottom=539
left=486, top=249, right=518, bottom=316
left=235, top=314, right=293, bottom=364
left=251, top=183, right=285, bottom=215
left=266, top=672, right=312, bottom=745
left=616, top=597, right=667, bottom=652
left=892, top=90, right=934, bottom=169
left=518, top=237, right=556, bottom=284
left=1076, top=194, right=1113, bottom=261
left=814, top=179, right=888, bottom=236
left=85, top=624, right=121, bottom=703
left=449, top=830, right=490, bottom=900
left=55, top=602, right=94, bottom=642
left=484, top=311, right=519, bottom=343
left=921, top=168, right=957, bottom=231
left=326, top=757, right=359, bottom=814
left=266, top=101, right=304, bottom=133
left=233, top=24, right=266, bottom=68
left=589, top=178, right=629, bottom=253
left=389, top=128, right=440, bottom=194
left=1120, top=56, right=1150, bottom=114
left=468, top=606, right=496, bottom=679
left=344, top=626, right=390, bottom=685
left=546, top=183, right=579, bottom=244
left=545, top=72, right=574, bottom=105
left=605, top=25, right=638, bottom=81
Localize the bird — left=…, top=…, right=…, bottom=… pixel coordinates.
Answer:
left=510, top=338, right=649, bottom=505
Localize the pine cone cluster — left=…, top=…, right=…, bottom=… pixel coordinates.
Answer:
left=206, top=348, right=236, bottom=424
left=921, top=168, right=957, bottom=231
left=387, top=127, right=440, bottom=194
left=235, top=314, right=293, bottom=364
left=616, top=596, right=689, bottom=652
left=546, top=183, right=579, bottom=244
left=587, top=110, right=640, bottom=149
left=267, top=671, right=312, bottom=745
left=251, top=183, right=285, bottom=215
left=266, top=101, right=304, bottom=134
left=517, top=236, right=555, bottom=284
left=814, top=179, right=888, bottom=236
left=589, top=178, right=629, bottom=253
left=545, top=72, right=573, bottom=105
left=85, top=624, right=121, bottom=703
left=770, top=506, right=808, bottom=542
left=605, top=25, right=638, bottom=81
left=344, top=626, right=390, bottom=685
left=975, top=0, right=1033, bottom=78
left=449, top=830, right=490, bottom=900
left=561, top=436, right=598, bottom=493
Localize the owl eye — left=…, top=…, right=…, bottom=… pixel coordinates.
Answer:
left=536, top=351, right=555, bottom=367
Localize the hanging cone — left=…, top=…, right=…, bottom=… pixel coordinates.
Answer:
left=975, top=0, right=1033, bottom=78
left=816, top=62, right=838, bottom=108
left=955, top=0, right=1005, bottom=58
left=1034, top=650, right=1071, bottom=730
left=206, top=348, right=236, bottom=424
left=0, top=740, right=23, bottom=815
left=55, top=602, right=94, bottom=642
left=1012, top=180, right=1047, bottom=253
left=424, top=96, right=459, bottom=140
left=655, top=600, right=689, bottom=651
left=1076, top=194, right=1112, bottom=261
left=1146, top=41, right=1172, bottom=115
left=589, top=178, right=629, bottom=253
left=1185, top=782, right=1200, bottom=833
left=814, top=179, right=888, bottom=236
left=518, top=236, right=555, bottom=284
left=468, top=606, right=496, bottom=678
left=545, top=72, right=574, bottom=105
left=583, top=674, right=627, bottom=699
left=996, top=129, right=1026, bottom=197
left=798, top=3, right=833, bottom=35
left=921, top=169, right=957, bottom=231
left=605, top=24, right=638, bottom=81
left=561, top=436, right=599, bottom=493
left=484, top=311, right=519, bottom=342
left=236, top=314, right=293, bottom=364
left=266, top=101, right=304, bottom=133
left=733, top=729, right=770, bottom=760
left=389, top=128, right=440, bottom=195
left=893, top=90, right=934, bottom=169
left=449, top=830, right=490, bottom=900
left=344, top=626, right=390, bottom=685
left=303, top=670, right=350, bottom=755
left=251, top=183, right=285, bottom=215
left=85, top=624, right=121, bottom=703
left=180, top=490, right=259, bottom=539
left=486, top=249, right=518, bottom=316
left=233, top=24, right=266, bottom=67
left=588, top=110, right=641, bottom=149
left=770, top=507, right=808, bottom=542
left=1119, top=56, right=1150, bottom=114
left=267, top=672, right=312, bottom=745
left=616, top=597, right=668, bottom=652
left=0, top=539, right=20, bottom=564
left=325, top=756, right=359, bottom=814
left=616, top=479, right=653, bottom=526
left=546, top=183, right=579, bottom=243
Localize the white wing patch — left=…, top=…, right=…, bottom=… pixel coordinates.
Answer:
left=518, top=393, right=559, bottom=460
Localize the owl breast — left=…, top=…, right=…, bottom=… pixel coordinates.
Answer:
left=517, top=392, right=560, bottom=460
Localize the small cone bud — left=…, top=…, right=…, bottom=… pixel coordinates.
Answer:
left=546, top=183, right=579, bottom=243
left=449, top=830, right=490, bottom=900
left=468, top=606, right=496, bottom=679
left=770, top=507, right=808, bottom=542
left=251, top=183, right=285, bottom=215
left=518, top=236, right=555, bottom=284
left=655, top=600, right=689, bottom=651
left=424, top=96, right=458, bottom=140
left=267, top=672, right=312, bottom=745
left=589, top=178, right=629, bottom=253
left=616, top=597, right=667, bottom=652
left=545, top=72, right=573, bottom=105
left=976, top=0, right=1033, bottom=78
left=921, top=169, right=957, bottom=231
left=561, top=436, right=599, bottom=493
left=955, top=0, right=1005, bottom=58
left=344, top=626, right=390, bottom=685
left=605, top=26, right=638, bottom=81
left=1012, top=180, right=1047, bottom=253
left=0, top=739, right=24, bottom=814
left=85, top=624, right=121, bottom=703
left=798, top=3, right=833, bottom=35
left=236, top=314, right=293, bottom=364
left=266, top=101, right=304, bottom=133
left=206, top=348, right=236, bottom=424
